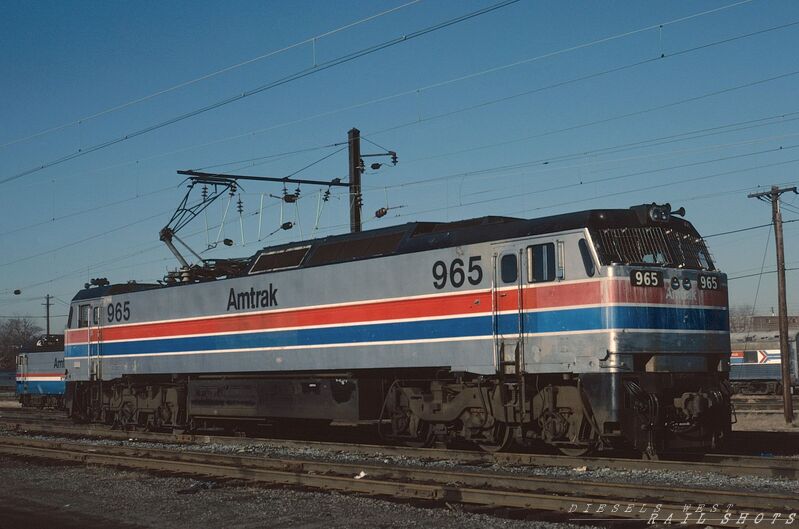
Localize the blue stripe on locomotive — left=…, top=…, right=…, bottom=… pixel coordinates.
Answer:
left=66, top=305, right=728, bottom=358
left=729, top=364, right=783, bottom=381
left=16, top=380, right=65, bottom=396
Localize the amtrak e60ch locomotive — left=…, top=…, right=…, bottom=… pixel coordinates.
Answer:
left=64, top=203, right=731, bottom=455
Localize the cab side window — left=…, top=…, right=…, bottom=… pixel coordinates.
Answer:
left=78, top=304, right=90, bottom=328
left=578, top=238, right=596, bottom=277
left=501, top=254, right=518, bottom=283
left=527, top=243, right=556, bottom=283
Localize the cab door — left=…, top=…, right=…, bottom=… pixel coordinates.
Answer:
left=492, top=248, right=525, bottom=375
left=88, top=304, right=103, bottom=380
left=17, top=353, right=28, bottom=394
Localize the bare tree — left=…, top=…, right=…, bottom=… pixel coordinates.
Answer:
left=0, top=317, right=42, bottom=370
left=728, top=305, right=754, bottom=333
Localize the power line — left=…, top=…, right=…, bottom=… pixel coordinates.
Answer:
left=0, top=208, right=170, bottom=268
left=0, top=185, right=174, bottom=238
left=371, top=67, right=799, bottom=169
left=729, top=267, right=799, bottom=281
left=7, top=124, right=796, bottom=288
left=195, top=143, right=341, bottom=172
left=6, top=8, right=799, bottom=296
left=0, top=0, right=521, bottom=186
left=311, top=152, right=799, bottom=234
left=377, top=141, right=799, bottom=203
left=3, top=184, right=328, bottom=294
left=704, top=218, right=799, bottom=238
left=397, top=109, right=799, bottom=173
left=368, top=18, right=799, bottom=139
left=10, top=113, right=794, bottom=244
left=0, top=0, right=424, bottom=150
left=12, top=10, right=788, bottom=200
left=8, top=136, right=791, bottom=273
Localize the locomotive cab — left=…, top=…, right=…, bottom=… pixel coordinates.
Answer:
left=579, top=203, right=731, bottom=454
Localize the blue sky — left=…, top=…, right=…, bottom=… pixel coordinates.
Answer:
left=1, top=0, right=798, bottom=331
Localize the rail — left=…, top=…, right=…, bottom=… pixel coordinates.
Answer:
left=0, top=435, right=796, bottom=528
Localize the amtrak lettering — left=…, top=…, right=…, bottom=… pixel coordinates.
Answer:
left=227, top=285, right=278, bottom=311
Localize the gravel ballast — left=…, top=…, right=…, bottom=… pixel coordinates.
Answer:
left=0, top=456, right=596, bottom=529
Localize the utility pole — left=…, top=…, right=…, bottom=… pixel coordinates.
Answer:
left=348, top=127, right=363, bottom=233
left=748, top=185, right=798, bottom=424
left=42, top=294, right=52, bottom=335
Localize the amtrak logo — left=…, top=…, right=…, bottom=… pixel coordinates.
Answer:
left=665, top=286, right=697, bottom=302
left=227, top=285, right=278, bottom=311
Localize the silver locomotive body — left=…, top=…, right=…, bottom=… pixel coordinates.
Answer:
left=65, top=204, right=730, bottom=454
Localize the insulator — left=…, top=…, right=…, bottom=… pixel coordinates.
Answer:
left=201, top=185, right=208, bottom=201
left=281, top=221, right=294, bottom=230
left=236, top=196, right=244, bottom=214
left=375, top=207, right=388, bottom=218
left=323, top=190, right=331, bottom=202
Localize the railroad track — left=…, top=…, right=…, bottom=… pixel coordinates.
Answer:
left=4, top=406, right=798, bottom=455
left=2, top=418, right=798, bottom=480
left=733, top=396, right=799, bottom=413
left=0, top=435, right=795, bottom=528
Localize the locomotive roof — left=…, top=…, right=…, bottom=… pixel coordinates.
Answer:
left=72, top=281, right=161, bottom=301
left=248, top=206, right=699, bottom=267
left=72, top=205, right=701, bottom=299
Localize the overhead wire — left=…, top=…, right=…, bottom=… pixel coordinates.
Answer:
left=2, top=1, right=771, bottom=194
left=368, top=66, right=799, bottom=168
left=296, top=154, right=799, bottom=236
left=8, top=7, right=787, bottom=201
left=6, top=1, right=795, bottom=304
left=0, top=0, right=424, bottom=150
left=7, top=134, right=795, bottom=274
left=0, top=184, right=174, bottom=238
left=728, top=267, right=799, bottom=281
left=704, top=219, right=799, bottom=238
left=393, top=109, right=799, bottom=172
left=0, top=0, right=521, bottom=186
left=369, top=140, right=799, bottom=200
left=5, top=114, right=796, bottom=288
left=195, top=142, right=342, bottom=172
left=366, top=18, right=799, bottom=139
left=3, top=178, right=344, bottom=294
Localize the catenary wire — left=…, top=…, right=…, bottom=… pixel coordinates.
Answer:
left=0, top=0, right=521, bottom=186
left=2, top=1, right=769, bottom=193
left=0, top=0, right=424, bottom=150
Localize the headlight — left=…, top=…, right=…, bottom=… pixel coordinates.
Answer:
left=649, top=204, right=672, bottom=222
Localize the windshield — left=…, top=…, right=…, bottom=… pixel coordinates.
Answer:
left=591, top=226, right=715, bottom=270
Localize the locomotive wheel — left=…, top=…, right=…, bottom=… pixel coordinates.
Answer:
left=556, top=444, right=594, bottom=457
left=116, top=401, right=136, bottom=429
left=477, top=422, right=513, bottom=453
left=404, top=420, right=435, bottom=448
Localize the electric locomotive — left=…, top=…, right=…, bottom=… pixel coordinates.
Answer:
left=64, top=203, right=731, bottom=455
left=16, top=334, right=66, bottom=408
